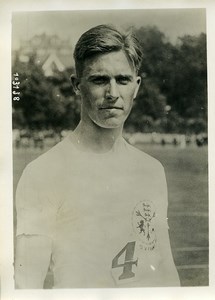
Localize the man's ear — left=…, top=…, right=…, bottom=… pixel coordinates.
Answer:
left=71, top=74, right=81, bottom=95
left=133, top=76, right=141, bottom=99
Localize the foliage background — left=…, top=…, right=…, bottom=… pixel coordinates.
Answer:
left=12, top=26, right=207, bottom=134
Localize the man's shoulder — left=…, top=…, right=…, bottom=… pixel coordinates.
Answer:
left=24, top=137, right=70, bottom=181
left=125, top=142, right=164, bottom=172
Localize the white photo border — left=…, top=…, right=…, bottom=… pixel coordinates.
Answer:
left=0, top=0, right=215, bottom=299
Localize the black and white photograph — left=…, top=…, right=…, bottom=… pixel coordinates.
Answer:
left=11, top=8, right=208, bottom=289
left=1, top=0, right=215, bottom=299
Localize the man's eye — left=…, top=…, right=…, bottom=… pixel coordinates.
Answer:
left=92, top=77, right=108, bottom=85
left=117, top=77, right=130, bottom=85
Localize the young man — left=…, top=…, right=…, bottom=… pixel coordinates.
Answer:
left=15, top=24, right=180, bottom=288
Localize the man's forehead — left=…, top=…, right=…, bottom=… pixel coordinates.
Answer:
left=81, top=50, right=136, bottom=76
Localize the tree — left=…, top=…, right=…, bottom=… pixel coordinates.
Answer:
left=46, top=67, right=80, bottom=130
left=12, top=53, right=51, bottom=129
left=12, top=55, right=80, bottom=130
left=126, top=27, right=207, bottom=133
left=125, top=26, right=170, bottom=132
left=126, top=78, right=166, bottom=132
left=12, top=30, right=207, bottom=134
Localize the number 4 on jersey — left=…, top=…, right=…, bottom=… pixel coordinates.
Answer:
left=112, top=242, right=138, bottom=280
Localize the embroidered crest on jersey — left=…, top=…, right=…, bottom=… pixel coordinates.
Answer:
left=132, top=200, right=156, bottom=250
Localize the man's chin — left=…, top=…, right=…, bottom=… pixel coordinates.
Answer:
left=94, top=118, right=125, bottom=129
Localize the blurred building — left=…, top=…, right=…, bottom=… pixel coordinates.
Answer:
left=12, top=33, right=74, bottom=76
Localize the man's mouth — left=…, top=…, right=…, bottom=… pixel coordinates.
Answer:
left=99, top=106, right=123, bottom=110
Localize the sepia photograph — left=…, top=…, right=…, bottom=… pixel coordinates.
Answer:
left=11, top=8, right=209, bottom=290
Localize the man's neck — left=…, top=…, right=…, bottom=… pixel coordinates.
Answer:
left=71, top=120, right=123, bottom=154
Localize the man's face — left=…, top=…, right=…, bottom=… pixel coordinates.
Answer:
left=76, top=50, right=141, bottom=129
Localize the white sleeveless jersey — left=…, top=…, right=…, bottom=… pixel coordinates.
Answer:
left=16, top=134, right=172, bottom=288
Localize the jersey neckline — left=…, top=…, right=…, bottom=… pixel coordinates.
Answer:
left=64, top=132, right=128, bottom=159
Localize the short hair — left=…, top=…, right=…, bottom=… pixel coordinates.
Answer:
left=73, top=24, right=143, bottom=77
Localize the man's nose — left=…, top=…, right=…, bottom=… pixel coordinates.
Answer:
left=106, top=79, right=119, bottom=100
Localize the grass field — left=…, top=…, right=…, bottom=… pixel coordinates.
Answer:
left=13, top=141, right=208, bottom=287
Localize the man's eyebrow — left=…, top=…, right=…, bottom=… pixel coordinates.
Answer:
left=87, top=74, right=110, bottom=80
left=115, top=74, right=134, bottom=80
left=87, top=74, right=134, bottom=80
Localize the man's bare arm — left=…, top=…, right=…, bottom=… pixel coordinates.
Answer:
left=15, top=234, right=52, bottom=288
